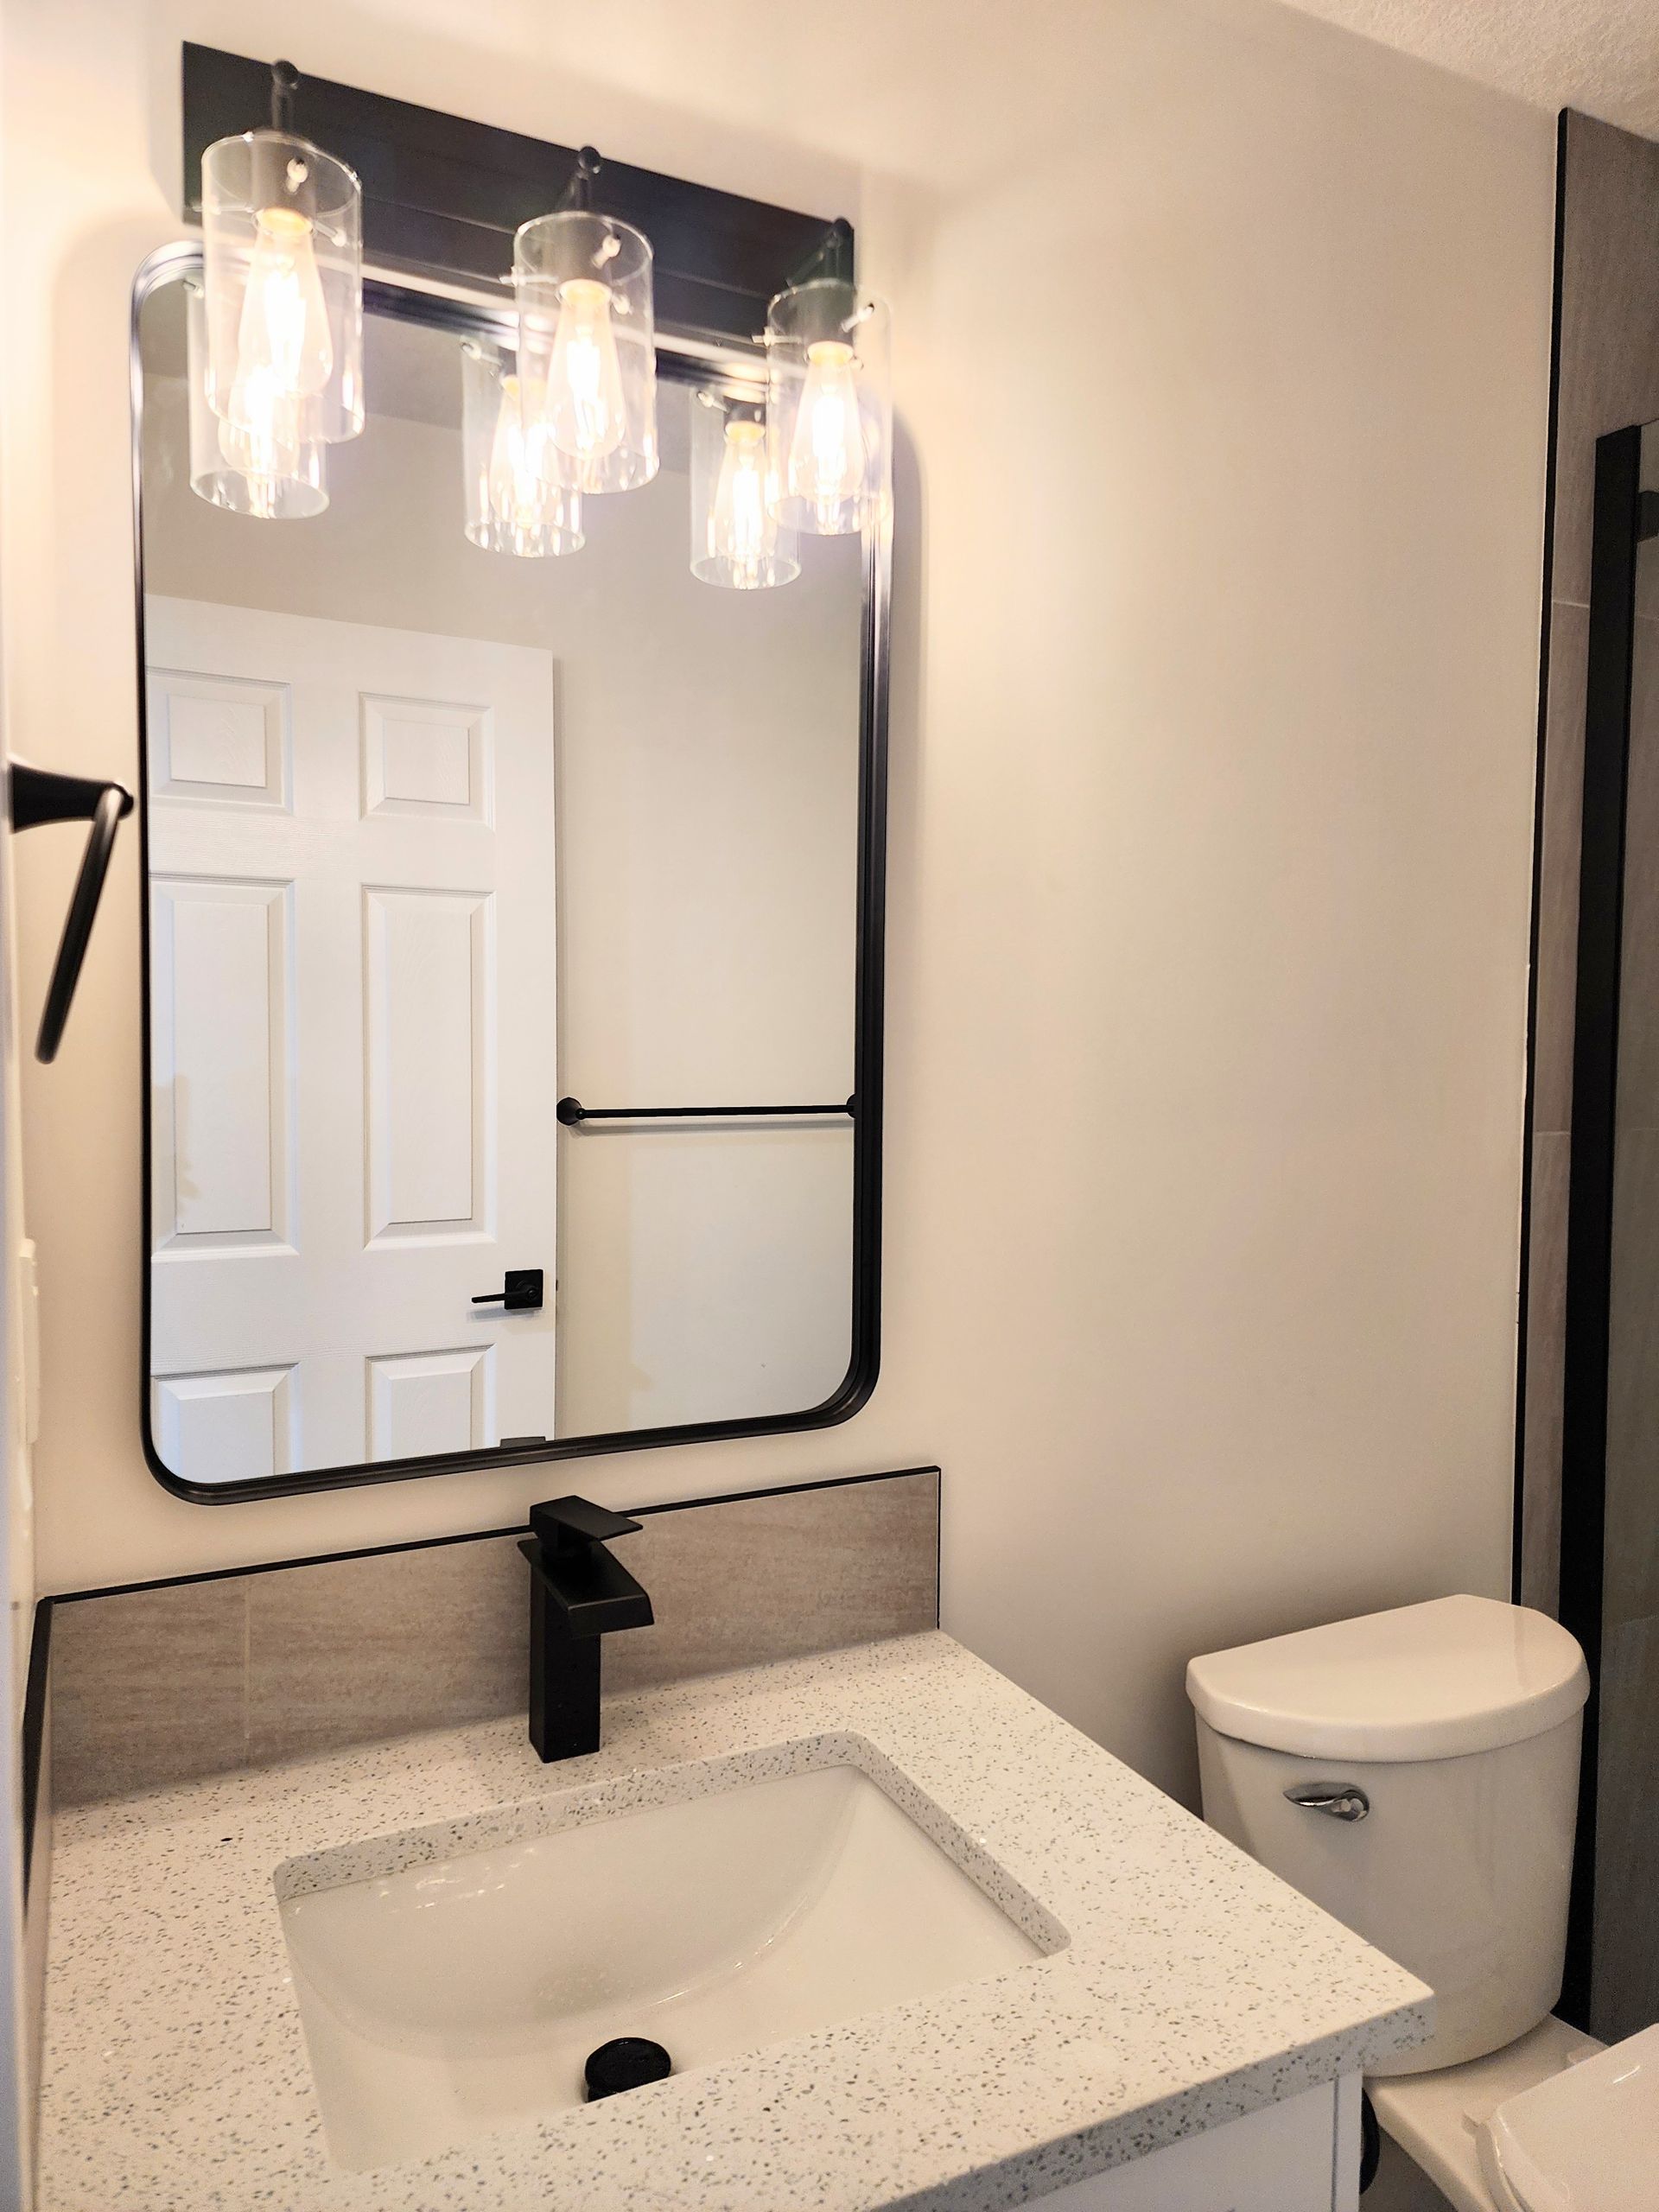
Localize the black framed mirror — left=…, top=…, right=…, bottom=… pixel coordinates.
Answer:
left=132, top=246, right=887, bottom=1503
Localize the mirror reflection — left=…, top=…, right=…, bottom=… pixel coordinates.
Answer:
left=137, top=270, right=867, bottom=1491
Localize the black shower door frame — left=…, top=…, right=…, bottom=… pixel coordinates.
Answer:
left=1556, top=422, right=1649, bottom=2024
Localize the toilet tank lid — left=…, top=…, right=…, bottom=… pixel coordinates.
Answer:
left=1185, top=1596, right=1588, bottom=1762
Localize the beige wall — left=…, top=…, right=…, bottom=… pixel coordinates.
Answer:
left=2, top=0, right=1552, bottom=1801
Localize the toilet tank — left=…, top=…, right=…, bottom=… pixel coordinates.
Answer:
left=1187, top=1596, right=1589, bottom=2077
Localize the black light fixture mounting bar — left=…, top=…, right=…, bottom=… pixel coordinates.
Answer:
left=181, top=43, right=851, bottom=344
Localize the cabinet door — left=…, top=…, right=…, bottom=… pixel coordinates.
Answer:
left=1028, top=2078, right=1350, bottom=2210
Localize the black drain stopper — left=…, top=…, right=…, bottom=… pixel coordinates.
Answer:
left=584, top=2036, right=673, bottom=2101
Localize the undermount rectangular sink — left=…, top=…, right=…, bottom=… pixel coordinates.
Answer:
left=276, top=1745, right=1060, bottom=2172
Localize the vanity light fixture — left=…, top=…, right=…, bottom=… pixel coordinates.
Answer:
left=765, top=231, right=890, bottom=537
left=514, top=151, right=658, bottom=496
left=184, top=276, right=327, bottom=518
left=198, top=58, right=363, bottom=505
left=181, top=57, right=896, bottom=556
left=461, top=340, right=584, bottom=557
left=690, top=392, right=799, bottom=590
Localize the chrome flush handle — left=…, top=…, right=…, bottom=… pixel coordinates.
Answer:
left=1284, top=1782, right=1370, bottom=1822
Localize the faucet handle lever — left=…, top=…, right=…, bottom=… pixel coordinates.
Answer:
left=531, top=1495, right=643, bottom=1554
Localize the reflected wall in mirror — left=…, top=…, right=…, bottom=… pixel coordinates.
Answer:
left=136, top=255, right=886, bottom=1499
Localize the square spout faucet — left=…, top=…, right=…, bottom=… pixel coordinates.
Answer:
left=520, top=1497, right=654, bottom=1762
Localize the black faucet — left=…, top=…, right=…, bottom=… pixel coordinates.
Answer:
left=519, top=1497, right=654, bottom=1762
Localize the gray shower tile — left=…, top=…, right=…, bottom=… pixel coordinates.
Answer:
left=1638, top=528, right=1659, bottom=628
left=1604, top=1126, right=1659, bottom=1630
left=1520, top=1131, right=1569, bottom=1618
left=1613, top=617, right=1659, bottom=1128
left=1552, top=114, right=1659, bottom=612
left=1532, top=604, right=1588, bottom=1139
left=1592, top=1609, right=1659, bottom=2042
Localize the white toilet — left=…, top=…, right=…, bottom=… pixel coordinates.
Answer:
left=1186, top=1594, right=1659, bottom=2210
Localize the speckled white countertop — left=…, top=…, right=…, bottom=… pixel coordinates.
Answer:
left=38, top=1631, right=1431, bottom=2211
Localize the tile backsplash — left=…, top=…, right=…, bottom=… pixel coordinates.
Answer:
left=49, top=1469, right=939, bottom=1807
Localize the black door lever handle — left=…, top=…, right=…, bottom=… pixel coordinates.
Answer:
left=472, top=1268, right=543, bottom=1313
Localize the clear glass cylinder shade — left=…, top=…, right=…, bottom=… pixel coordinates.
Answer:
left=461, top=340, right=584, bottom=556
left=765, top=279, right=891, bottom=537
left=513, top=211, right=658, bottom=494
left=690, top=392, right=798, bottom=589
left=200, top=129, right=364, bottom=458
left=185, top=276, right=327, bottom=519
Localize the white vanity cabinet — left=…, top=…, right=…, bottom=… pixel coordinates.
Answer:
left=1031, top=2078, right=1361, bottom=2210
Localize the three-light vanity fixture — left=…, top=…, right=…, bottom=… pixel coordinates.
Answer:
left=192, top=60, right=891, bottom=588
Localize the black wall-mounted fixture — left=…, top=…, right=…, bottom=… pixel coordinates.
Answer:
left=9, top=765, right=133, bottom=1064
left=180, top=44, right=851, bottom=345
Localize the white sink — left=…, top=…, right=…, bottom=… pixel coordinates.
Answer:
left=277, top=1750, right=1057, bottom=2172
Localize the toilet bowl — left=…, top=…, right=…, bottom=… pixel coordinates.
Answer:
left=1184, top=1596, right=1654, bottom=2209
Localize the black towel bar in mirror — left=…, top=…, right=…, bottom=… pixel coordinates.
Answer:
left=9, top=762, right=134, bottom=1064
left=556, top=1096, right=855, bottom=1125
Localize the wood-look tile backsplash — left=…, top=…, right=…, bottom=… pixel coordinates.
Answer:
left=49, top=1470, right=940, bottom=1807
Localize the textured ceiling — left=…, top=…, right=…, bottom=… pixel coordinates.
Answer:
left=1272, top=0, right=1659, bottom=137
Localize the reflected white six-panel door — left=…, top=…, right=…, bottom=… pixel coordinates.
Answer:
left=145, top=597, right=557, bottom=1484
